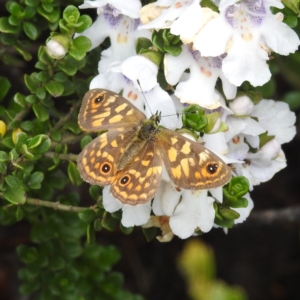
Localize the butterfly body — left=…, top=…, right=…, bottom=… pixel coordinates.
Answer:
left=78, top=89, right=232, bottom=205
left=117, top=113, right=160, bottom=170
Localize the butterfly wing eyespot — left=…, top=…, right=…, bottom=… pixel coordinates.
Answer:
left=206, top=163, right=219, bottom=174
left=77, top=129, right=136, bottom=186
left=156, top=128, right=232, bottom=189
left=78, top=88, right=146, bottom=132
left=111, top=143, right=163, bottom=205
left=100, top=162, right=112, bottom=174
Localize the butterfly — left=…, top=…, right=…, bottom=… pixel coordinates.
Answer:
left=77, top=89, right=232, bottom=205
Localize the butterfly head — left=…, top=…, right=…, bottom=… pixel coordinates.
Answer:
left=150, top=111, right=161, bottom=125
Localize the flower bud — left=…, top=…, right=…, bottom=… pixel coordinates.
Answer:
left=229, top=95, right=254, bottom=116
left=46, top=36, right=69, bottom=59
left=259, top=139, right=281, bottom=159
left=0, top=120, right=7, bottom=137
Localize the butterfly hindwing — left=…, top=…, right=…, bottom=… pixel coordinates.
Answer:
left=77, top=129, right=137, bottom=186
left=156, top=128, right=232, bottom=190
left=111, top=141, right=163, bottom=205
left=78, top=89, right=146, bottom=132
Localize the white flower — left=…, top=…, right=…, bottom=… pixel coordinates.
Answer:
left=164, top=45, right=237, bottom=109
left=80, top=0, right=141, bottom=18
left=194, top=0, right=300, bottom=86
left=140, top=0, right=210, bottom=44
left=77, top=0, right=150, bottom=72
left=251, top=99, right=296, bottom=144
left=229, top=95, right=254, bottom=116
left=102, top=186, right=151, bottom=226
left=226, top=98, right=296, bottom=188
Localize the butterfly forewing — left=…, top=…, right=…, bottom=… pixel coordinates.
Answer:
left=111, top=142, right=163, bottom=205
left=78, top=89, right=146, bottom=132
left=77, top=129, right=137, bottom=186
left=156, top=128, right=232, bottom=189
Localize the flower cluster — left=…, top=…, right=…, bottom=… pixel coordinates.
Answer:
left=76, top=0, right=298, bottom=241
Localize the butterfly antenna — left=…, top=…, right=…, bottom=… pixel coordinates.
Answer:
left=137, top=80, right=154, bottom=116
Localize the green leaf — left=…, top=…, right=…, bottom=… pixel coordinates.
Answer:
left=0, top=17, right=21, bottom=34
left=74, top=36, right=92, bottom=52
left=53, top=71, right=68, bottom=83
left=3, top=186, right=26, bottom=204
left=2, top=137, right=15, bottom=149
left=28, top=171, right=44, bottom=189
left=16, top=206, right=24, bottom=221
left=75, top=15, right=93, bottom=33
left=25, top=0, right=39, bottom=7
left=93, top=218, right=103, bottom=231
left=164, top=44, right=182, bottom=56
left=21, top=144, right=34, bottom=160
left=37, top=6, right=60, bottom=23
left=15, top=132, right=28, bottom=153
left=32, top=102, right=49, bottom=121
left=283, top=91, right=300, bottom=111
left=25, top=95, right=38, bottom=104
left=0, top=162, right=7, bottom=174
left=17, top=245, right=38, bottom=264
left=24, top=74, right=39, bottom=93
left=45, top=80, right=64, bottom=97
left=48, top=256, right=66, bottom=271
left=182, top=104, right=207, bottom=131
left=58, top=56, right=77, bottom=76
left=80, top=135, right=92, bottom=149
left=140, top=50, right=163, bottom=68
left=64, top=121, right=81, bottom=134
left=78, top=209, right=96, bottom=223
left=27, top=135, right=51, bottom=154
left=259, top=131, right=275, bottom=148
left=101, top=211, right=118, bottom=231
left=23, top=21, right=38, bottom=40
left=19, top=282, right=40, bottom=295
left=63, top=5, right=80, bottom=24
left=13, top=45, right=32, bottom=61
left=120, top=223, right=133, bottom=235
left=136, top=37, right=153, bottom=54
left=14, top=93, right=26, bottom=108
left=50, top=130, right=62, bottom=142
left=223, top=176, right=250, bottom=205
left=89, top=185, right=103, bottom=201
left=23, top=6, right=36, bottom=19
left=20, top=120, right=33, bottom=131
left=5, top=175, right=22, bottom=188
left=68, top=161, right=83, bottom=186
left=35, top=87, right=46, bottom=100
left=0, top=151, right=9, bottom=162
left=219, top=206, right=240, bottom=220
left=0, top=76, right=11, bottom=101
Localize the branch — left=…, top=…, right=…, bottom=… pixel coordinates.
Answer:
left=44, top=152, right=78, bottom=161
left=51, top=101, right=81, bottom=132
left=25, top=197, right=98, bottom=212
left=247, top=205, right=300, bottom=225
left=0, top=193, right=98, bottom=213
left=50, top=132, right=87, bottom=149
left=8, top=106, right=32, bottom=129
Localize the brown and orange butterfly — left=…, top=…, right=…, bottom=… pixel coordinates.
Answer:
left=77, top=89, right=231, bottom=205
